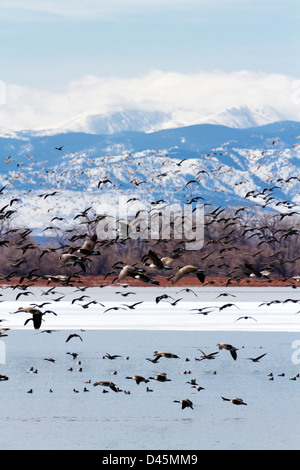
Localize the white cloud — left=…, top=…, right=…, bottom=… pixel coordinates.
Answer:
left=1, top=70, right=299, bottom=134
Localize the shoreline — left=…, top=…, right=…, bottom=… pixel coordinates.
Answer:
left=0, top=275, right=298, bottom=288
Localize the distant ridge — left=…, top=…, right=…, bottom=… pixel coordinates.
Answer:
left=0, top=105, right=295, bottom=138
left=0, top=120, right=299, bottom=237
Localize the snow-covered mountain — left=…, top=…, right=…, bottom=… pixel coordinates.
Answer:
left=1, top=105, right=291, bottom=138
left=0, top=120, right=299, bottom=239
left=196, top=106, right=289, bottom=129
left=56, top=105, right=289, bottom=135
left=48, top=108, right=172, bottom=135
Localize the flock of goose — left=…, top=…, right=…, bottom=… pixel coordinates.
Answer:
left=2, top=321, right=300, bottom=415
left=0, top=134, right=299, bottom=420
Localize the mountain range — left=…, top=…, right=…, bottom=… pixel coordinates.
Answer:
left=53, top=105, right=290, bottom=135
left=0, top=104, right=291, bottom=137
left=0, top=118, right=299, bottom=240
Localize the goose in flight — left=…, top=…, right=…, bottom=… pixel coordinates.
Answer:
left=141, top=250, right=173, bottom=270
left=148, top=372, right=171, bottom=382
left=93, top=380, right=119, bottom=392
left=221, top=396, right=247, bottom=405
left=217, top=343, right=238, bottom=360
left=118, top=265, right=159, bottom=285
left=77, top=234, right=100, bottom=256
left=153, top=351, right=180, bottom=361
left=125, top=375, right=149, bottom=385
left=245, top=353, right=267, bottom=362
left=155, top=294, right=175, bottom=304
left=173, top=398, right=194, bottom=410
left=170, top=265, right=205, bottom=284
left=235, top=316, right=257, bottom=322
left=0, top=328, right=9, bottom=337
left=59, top=253, right=87, bottom=272
left=244, top=263, right=271, bottom=279
left=66, top=333, right=83, bottom=343
left=14, top=306, right=57, bottom=330
left=195, top=349, right=219, bottom=361
left=103, top=352, right=122, bottom=360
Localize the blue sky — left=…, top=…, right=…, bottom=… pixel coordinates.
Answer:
left=0, top=0, right=299, bottom=132
left=1, top=0, right=299, bottom=89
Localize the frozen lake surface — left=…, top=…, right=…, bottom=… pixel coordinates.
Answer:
left=1, top=284, right=300, bottom=332
left=0, top=285, right=300, bottom=450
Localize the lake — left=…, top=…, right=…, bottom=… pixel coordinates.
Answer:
left=0, top=285, right=299, bottom=450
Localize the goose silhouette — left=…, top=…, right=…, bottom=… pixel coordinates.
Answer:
left=173, top=398, right=194, bottom=410
left=125, top=375, right=149, bottom=385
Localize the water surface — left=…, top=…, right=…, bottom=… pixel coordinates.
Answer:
left=1, top=329, right=299, bottom=450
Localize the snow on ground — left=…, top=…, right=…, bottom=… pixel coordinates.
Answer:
left=1, top=285, right=299, bottom=332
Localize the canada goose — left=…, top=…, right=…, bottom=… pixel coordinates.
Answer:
left=103, top=306, right=127, bottom=313
left=173, top=398, right=193, bottom=410
left=141, top=250, right=173, bottom=270
left=195, top=349, right=219, bottom=361
left=244, top=263, right=271, bottom=279
left=122, top=301, right=143, bottom=309
left=66, top=352, right=78, bottom=359
left=177, top=288, right=198, bottom=297
left=126, top=375, right=149, bottom=385
left=97, top=178, right=112, bottom=188
left=246, top=353, right=267, bottom=362
left=148, top=372, right=171, bottom=382
left=59, top=253, right=87, bottom=272
left=0, top=328, right=9, bottom=337
left=118, top=265, right=159, bottom=285
left=14, top=306, right=55, bottom=330
left=155, top=294, right=175, bottom=304
left=71, top=295, right=90, bottom=304
left=186, top=378, right=198, bottom=385
left=218, top=303, right=239, bottom=311
left=14, top=306, right=41, bottom=315
left=118, top=264, right=138, bottom=282
left=66, top=333, right=83, bottom=343
left=115, top=291, right=136, bottom=297
left=133, top=273, right=160, bottom=285
left=217, top=343, right=238, bottom=360
left=216, top=293, right=236, bottom=299
left=171, top=265, right=205, bottom=284
left=103, top=353, right=122, bottom=360
left=221, top=397, right=247, bottom=406
left=153, top=351, right=180, bottom=361
left=77, top=234, right=100, bottom=256
left=235, top=316, right=257, bottom=322
left=93, top=380, right=119, bottom=392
